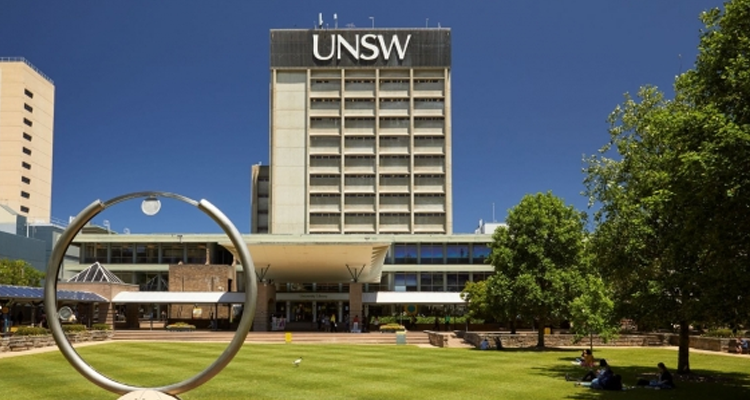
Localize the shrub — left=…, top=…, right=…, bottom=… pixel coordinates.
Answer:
left=379, top=323, right=406, bottom=332
left=91, top=323, right=112, bottom=331
left=62, top=324, right=88, bottom=333
left=166, top=322, right=196, bottom=330
left=377, top=315, right=483, bottom=325
left=14, top=326, right=49, bottom=336
left=702, top=328, right=735, bottom=338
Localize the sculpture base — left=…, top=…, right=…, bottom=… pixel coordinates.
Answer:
left=117, top=390, right=181, bottom=400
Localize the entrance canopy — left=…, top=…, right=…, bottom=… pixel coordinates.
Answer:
left=221, top=237, right=391, bottom=283
left=363, top=291, right=465, bottom=304
left=111, top=291, right=245, bottom=304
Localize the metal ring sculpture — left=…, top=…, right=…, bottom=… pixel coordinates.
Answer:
left=44, top=191, right=257, bottom=396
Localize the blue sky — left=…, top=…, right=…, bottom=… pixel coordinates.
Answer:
left=0, top=0, right=721, bottom=234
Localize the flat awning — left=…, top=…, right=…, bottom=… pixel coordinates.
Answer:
left=362, top=291, right=466, bottom=304
left=221, top=239, right=391, bottom=283
left=112, top=291, right=245, bottom=304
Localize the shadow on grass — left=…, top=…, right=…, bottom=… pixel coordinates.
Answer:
left=469, top=346, right=582, bottom=353
left=536, top=360, right=750, bottom=399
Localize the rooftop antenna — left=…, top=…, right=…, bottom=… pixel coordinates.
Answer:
left=334, top=13, right=338, bottom=29
left=318, top=13, right=323, bottom=29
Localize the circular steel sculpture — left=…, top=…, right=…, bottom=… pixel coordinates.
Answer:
left=44, top=191, right=257, bottom=397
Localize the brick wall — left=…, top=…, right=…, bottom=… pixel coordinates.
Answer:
left=168, top=264, right=236, bottom=320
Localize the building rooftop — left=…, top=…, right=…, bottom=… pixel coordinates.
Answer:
left=0, top=57, right=54, bottom=84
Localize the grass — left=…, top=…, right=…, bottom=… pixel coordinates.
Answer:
left=2, top=343, right=749, bottom=399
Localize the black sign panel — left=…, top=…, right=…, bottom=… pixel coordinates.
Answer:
left=270, top=29, right=451, bottom=68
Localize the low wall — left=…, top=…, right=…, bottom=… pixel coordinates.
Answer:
left=0, top=330, right=114, bottom=353
left=426, top=331, right=450, bottom=347
left=665, top=334, right=732, bottom=352
left=463, top=332, right=669, bottom=349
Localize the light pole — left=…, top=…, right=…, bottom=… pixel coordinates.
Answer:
left=369, top=16, right=374, bottom=28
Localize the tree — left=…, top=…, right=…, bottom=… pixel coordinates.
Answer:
left=584, top=0, right=750, bottom=374
left=487, top=192, right=588, bottom=347
left=0, top=259, right=45, bottom=287
left=461, top=273, right=519, bottom=336
left=568, top=274, right=619, bottom=352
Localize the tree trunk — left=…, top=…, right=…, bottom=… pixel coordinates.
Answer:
left=536, top=317, right=546, bottom=348
left=509, top=319, right=517, bottom=335
left=677, top=320, right=691, bottom=374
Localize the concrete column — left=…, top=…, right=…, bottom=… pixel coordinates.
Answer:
left=99, top=303, right=114, bottom=327
left=253, top=283, right=276, bottom=331
left=125, top=304, right=140, bottom=329
left=349, top=282, right=363, bottom=330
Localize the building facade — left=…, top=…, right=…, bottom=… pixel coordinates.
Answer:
left=0, top=58, right=55, bottom=224
left=258, top=29, right=453, bottom=235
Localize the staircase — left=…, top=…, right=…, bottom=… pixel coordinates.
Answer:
left=112, top=330, right=431, bottom=346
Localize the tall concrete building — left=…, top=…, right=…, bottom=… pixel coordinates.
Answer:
left=254, top=29, right=453, bottom=235
left=0, top=58, right=55, bottom=224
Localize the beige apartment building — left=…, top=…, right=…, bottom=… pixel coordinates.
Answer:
left=0, top=58, right=54, bottom=223
left=255, top=29, right=453, bottom=235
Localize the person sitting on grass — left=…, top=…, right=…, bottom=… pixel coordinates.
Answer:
left=572, top=349, right=595, bottom=368
left=569, top=359, right=614, bottom=390
left=736, top=337, right=748, bottom=354
left=648, top=362, right=675, bottom=389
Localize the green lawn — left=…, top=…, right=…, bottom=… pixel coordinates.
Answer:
left=3, top=343, right=749, bottom=399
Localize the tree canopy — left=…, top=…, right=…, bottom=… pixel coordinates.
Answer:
left=0, top=258, right=45, bottom=287
left=486, top=192, right=588, bottom=347
left=584, top=0, right=750, bottom=374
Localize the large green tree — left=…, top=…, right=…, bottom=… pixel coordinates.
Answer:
left=487, top=192, right=588, bottom=347
left=461, top=273, right=519, bottom=335
left=0, top=258, right=45, bottom=287
left=584, top=0, right=750, bottom=374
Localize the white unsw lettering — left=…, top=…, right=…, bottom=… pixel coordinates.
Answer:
left=312, top=34, right=412, bottom=61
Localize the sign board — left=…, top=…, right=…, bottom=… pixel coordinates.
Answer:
left=270, top=29, right=451, bottom=68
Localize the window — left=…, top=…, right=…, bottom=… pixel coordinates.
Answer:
left=472, top=244, right=491, bottom=264
left=23, top=118, right=32, bottom=127
left=393, top=244, right=417, bottom=264
left=421, top=272, right=445, bottom=292
left=23, top=132, right=32, bottom=141
left=21, top=176, right=30, bottom=184
left=20, top=206, right=29, bottom=213
left=419, top=243, right=444, bottom=264
left=135, top=244, right=159, bottom=263
left=446, top=244, right=470, bottom=264
left=24, top=104, right=33, bottom=113
left=110, top=244, right=133, bottom=263
left=24, top=89, right=34, bottom=98
left=20, top=191, right=30, bottom=199
left=162, top=244, right=184, bottom=264
left=186, top=244, right=207, bottom=264
left=22, top=162, right=31, bottom=169
left=446, top=273, right=470, bottom=292
left=22, top=147, right=32, bottom=155
left=394, top=273, right=418, bottom=292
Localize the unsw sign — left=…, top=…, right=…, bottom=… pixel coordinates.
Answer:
left=270, top=29, right=451, bottom=68
left=312, top=33, right=411, bottom=61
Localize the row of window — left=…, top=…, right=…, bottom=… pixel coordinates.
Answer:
left=80, top=242, right=491, bottom=266
left=82, top=243, right=235, bottom=265
left=390, top=243, right=490, bottom=265
left=19, top=88, right=33, bottom=217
